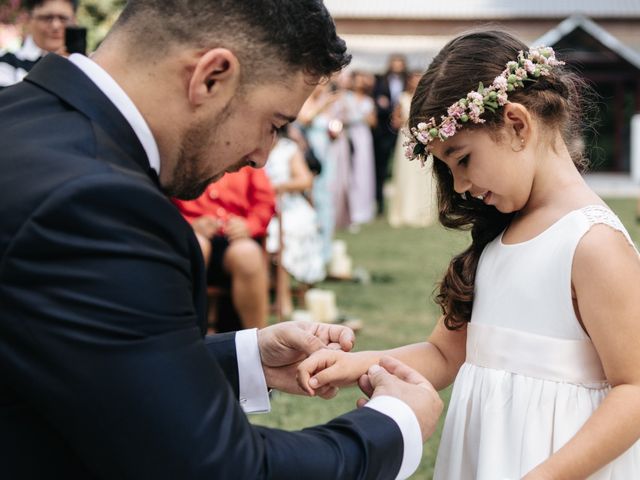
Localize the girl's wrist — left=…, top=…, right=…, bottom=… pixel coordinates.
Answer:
left=353, top=350, right=383, bottom=374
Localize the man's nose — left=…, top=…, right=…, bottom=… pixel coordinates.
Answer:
left=248, top=148, right=270, bottom=169
left=249, top=132, right=278, bottom=168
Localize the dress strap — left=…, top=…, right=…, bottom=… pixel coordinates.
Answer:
left=580, top=205, right=639, bottom=255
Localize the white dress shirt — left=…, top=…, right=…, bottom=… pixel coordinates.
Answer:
left=0, top=36, right=46, bottom=87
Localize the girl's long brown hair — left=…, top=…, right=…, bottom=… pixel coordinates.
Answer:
left=409, top=30, right=593, bottom=330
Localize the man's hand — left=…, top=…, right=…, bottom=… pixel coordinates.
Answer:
left=359, top=356, right=443, bottom=442
left=225, top=216, right=250, bottom=242
left=257, top=321, right=355, bottom=397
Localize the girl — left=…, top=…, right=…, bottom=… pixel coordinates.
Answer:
left=297, top=30, right=640, bottom=479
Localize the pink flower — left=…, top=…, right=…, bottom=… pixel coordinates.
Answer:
left=515, top=68, right=527, bottom=79
left=404, top=143, right=416, bottom=159
left=416, top=131, right=430, bottom=144
left=447, top=103, right=465, bottom=119
left=497, top=92, right=508, bottom=105
left=468, top=103, right=484, bottom=122
left=439, top=119, right=457, bottom=138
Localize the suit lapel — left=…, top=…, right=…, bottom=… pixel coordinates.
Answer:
left=25, top=54, right=209, bottom=334
left=24, top=54, right=159, bottom=186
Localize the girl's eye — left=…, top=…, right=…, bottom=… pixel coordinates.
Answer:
left=458, top=155, right=469, bottom=166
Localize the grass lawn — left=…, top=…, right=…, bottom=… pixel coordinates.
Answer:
left=251, top=197, right=640, bottom=479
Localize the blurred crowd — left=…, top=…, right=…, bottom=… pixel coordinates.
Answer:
left=293, top=55, right=438, bottom=261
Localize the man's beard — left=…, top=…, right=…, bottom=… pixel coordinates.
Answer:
left=164, top=103, right=233, bottom=200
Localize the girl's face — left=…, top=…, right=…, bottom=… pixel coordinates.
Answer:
left=429, top=128, right=535, bottom=213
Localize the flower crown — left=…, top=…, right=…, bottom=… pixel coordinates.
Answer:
left=404, top=46, right=564, bottom=165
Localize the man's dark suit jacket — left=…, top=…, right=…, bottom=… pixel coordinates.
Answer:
left=0, top=55, right=404, bottom=479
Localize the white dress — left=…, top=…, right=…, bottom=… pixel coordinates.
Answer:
left=387, top=92, right=437, bottom=228
left=265, top=138, right=325, bottom=285
left=434, top=205, right=640, bottom=479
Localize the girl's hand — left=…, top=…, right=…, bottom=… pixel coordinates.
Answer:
left=297, top=349, right=375, bottom=396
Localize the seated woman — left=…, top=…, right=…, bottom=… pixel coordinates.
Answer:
left=173, top=166, right=275, bottom=330
left=265, top=130, right=326, bottom=318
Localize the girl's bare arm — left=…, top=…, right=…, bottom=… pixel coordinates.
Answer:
left=525, top=225, right=640, bottom=479
left=298, top=317, right=467, bottom=394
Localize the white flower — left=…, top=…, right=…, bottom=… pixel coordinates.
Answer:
left=524, top=59, right=536, bottom=74
left=467, top=91, right=484, bottom=104
left=493, top=75, right=508, bottom=90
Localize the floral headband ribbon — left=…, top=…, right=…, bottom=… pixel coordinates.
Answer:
left=404, top=46, right=564, bottom=165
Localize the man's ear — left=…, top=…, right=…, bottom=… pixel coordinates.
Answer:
left=187, top=48, right=240, bottom=107
left=502, top=102, right=531, bottom=142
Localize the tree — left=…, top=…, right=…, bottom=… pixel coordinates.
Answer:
left=76, top=0, right=126, bottom=50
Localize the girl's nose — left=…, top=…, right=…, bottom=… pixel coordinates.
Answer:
left=452, top=173, right=472, bottom=195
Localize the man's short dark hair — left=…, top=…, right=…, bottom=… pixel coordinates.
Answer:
left=24, top=0, right=78, bottom=12
left=112, top=0, right=351, bottom=82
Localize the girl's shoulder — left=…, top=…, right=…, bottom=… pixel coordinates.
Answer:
left=499, top=204, right=635, bottom=251
left=576, top=205, right=637, bottom=253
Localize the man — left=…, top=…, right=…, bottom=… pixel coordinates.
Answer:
left=175, top=166, right=276, bottom=331
left=0, top=0, right=77, bottom=89
left=372, top=54, right=408, bottom=215
left=0, top=1, right=443, bottom=479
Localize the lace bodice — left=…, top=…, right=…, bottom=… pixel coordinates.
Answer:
left=581, top=205, right=639, bottom=254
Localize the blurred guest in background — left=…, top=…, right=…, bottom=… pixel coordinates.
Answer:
left=345, top=70, right=377, bottom=230
left=265, top=129, right=325, bottom=318
left=372, top=53, right=407, bottom=215
left=298, top=81, right=347, bottom=263
left=328, top=71, right=353, bottom=230
left=174, top=167, right=276, bottom=330
left=0, top=0, right=77, bottom=89
left=387, top=70, right=437, bottom=228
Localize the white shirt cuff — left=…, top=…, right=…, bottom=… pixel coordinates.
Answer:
left=235, top=328, right=270, bottom=414
left=365, top=396, right=423, bottom=479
